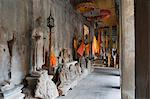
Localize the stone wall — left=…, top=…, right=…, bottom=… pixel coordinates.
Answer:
left=121, top=0, right=135, bottom=99
left=0, top=0, right=33, bottom=84
left=0, top=0, right=92, bottom=84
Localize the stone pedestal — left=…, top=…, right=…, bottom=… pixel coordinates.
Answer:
left=34, top=71, right=59, bottom=99
left=26, top=70, right=59, bottom=99
left=0, top=84, right=25, bottom=99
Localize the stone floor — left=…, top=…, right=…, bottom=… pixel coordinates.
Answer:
left=57, top=67, right=121, bottom=99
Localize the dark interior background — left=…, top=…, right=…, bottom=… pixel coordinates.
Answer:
left=135, top=0, right=150, bottom=98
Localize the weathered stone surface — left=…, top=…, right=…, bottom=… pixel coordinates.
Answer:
left=121, top=0, right=135, bottom=99
left=0, top=0, right=93, bottom=86
left=56, top=60, right=91, bottom=96
left=0, top=0, right=33, bottom=84
left=35, top=71, right=59, bottom=99
left=58, top=68, right=89, bottom=96
left=0, top=84, right=25, bottom=99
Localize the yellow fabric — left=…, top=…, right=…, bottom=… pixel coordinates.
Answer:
left=92, top=35, right=99, bottom=54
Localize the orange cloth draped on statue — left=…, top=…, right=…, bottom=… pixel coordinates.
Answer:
left=92, top=35, right=99, bottom=54
left=50, top=51, right=57, bottom=67
left=77, top=42, right=85, bottom=57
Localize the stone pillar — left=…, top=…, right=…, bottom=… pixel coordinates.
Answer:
left=121, top=0, right=135, bottom=99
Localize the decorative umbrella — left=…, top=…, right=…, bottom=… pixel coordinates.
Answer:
left=76, top=2, right=96, bottom=13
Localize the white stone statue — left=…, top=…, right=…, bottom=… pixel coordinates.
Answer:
left=31, top=17, right=44, bottom=72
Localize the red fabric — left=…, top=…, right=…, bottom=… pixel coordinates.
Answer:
left=77, top=42, right=85, bottom=57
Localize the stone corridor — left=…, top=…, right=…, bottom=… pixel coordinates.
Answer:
left=57, top=68, right=121, bottom=99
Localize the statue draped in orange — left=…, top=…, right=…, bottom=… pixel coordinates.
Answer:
left=50, top=50, right=57, bottom=67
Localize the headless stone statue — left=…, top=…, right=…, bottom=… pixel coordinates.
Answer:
left=32, top=17, right=44, bottom=72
